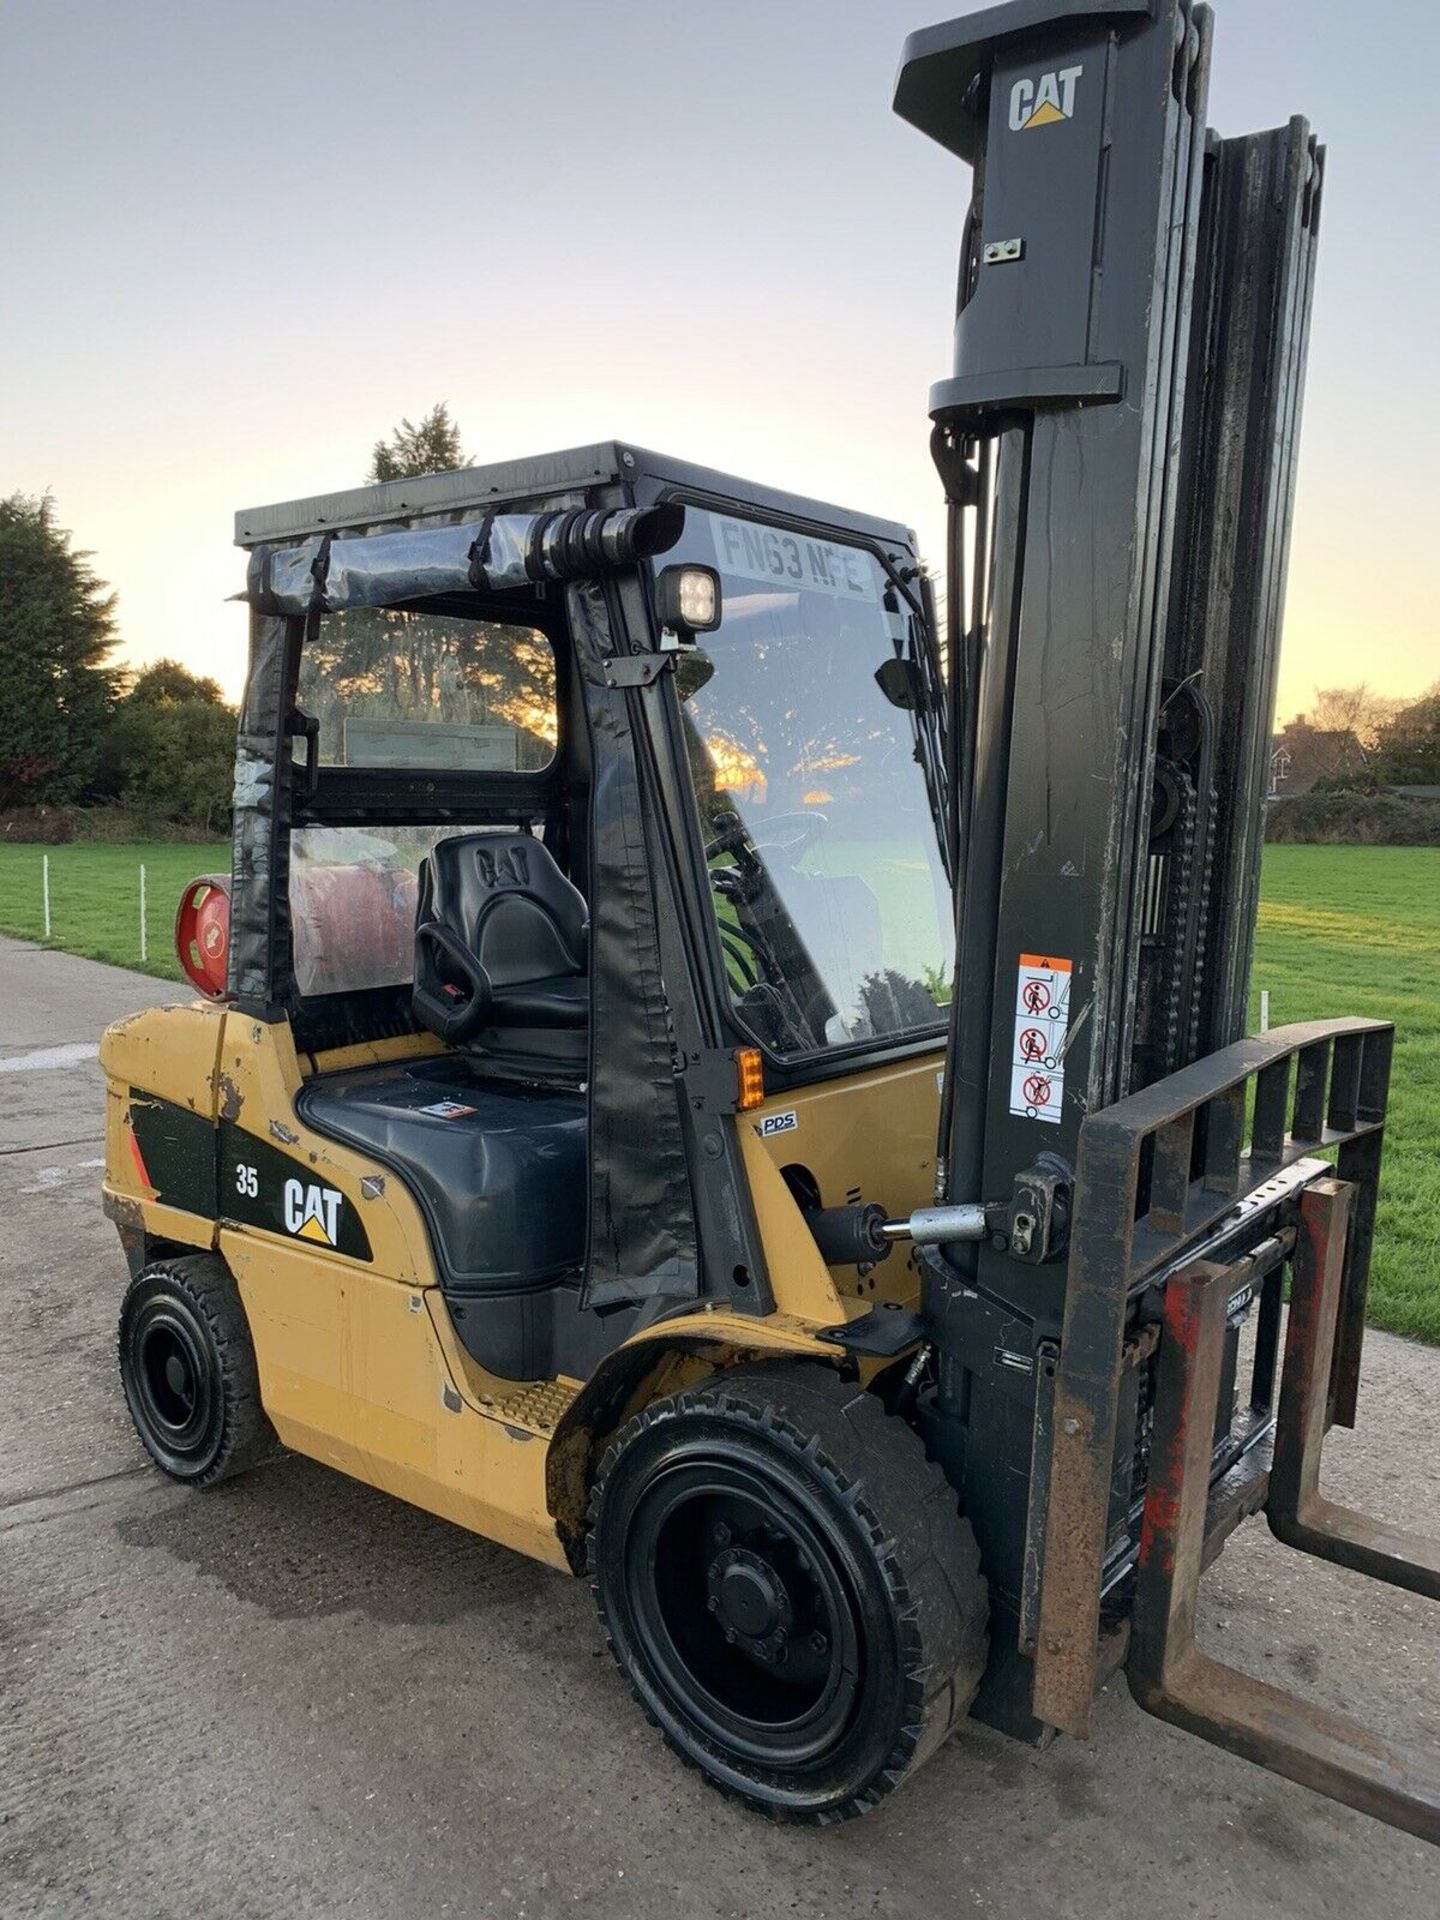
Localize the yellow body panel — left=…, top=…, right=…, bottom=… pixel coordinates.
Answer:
left=102, top=1002, right=227, bottom=1252
left=735, top=1124, right=847, bottom=1322
left=103, top=999, right=941, bottom=1573
left=747, top=1051, right=943, bottom=1314
left=101, top=999, right=227, bottom=1115
left=223, top=1228, right=569, bottom=1567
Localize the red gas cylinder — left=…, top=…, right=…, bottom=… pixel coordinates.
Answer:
left=174, top=874, right=232, bottom=998
left=174, top=863, right=421, bottom=1000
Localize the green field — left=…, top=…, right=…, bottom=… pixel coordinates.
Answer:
left=0, top=841, right=229, bottom=979
left=1, top=840, right=1436, bottom=1339
left=1250, top=848, right=1440, bottom=1343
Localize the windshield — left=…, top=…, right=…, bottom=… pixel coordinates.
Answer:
left=666, top=508, right=952, bottom=1058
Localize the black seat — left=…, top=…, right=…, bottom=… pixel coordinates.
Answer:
left=413, top=832, right=588, bottom=1064
left=296, top=1055, right=586, bottom=1379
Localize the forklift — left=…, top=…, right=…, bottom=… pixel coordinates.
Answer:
left=101, top=0, right=1438, bottom=1836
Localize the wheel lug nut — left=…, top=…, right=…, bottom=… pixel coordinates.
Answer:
left=713, top=1522, right=732, bottom=1546
left=810, top=1631, right=828, bottom=1654
left=707, top=1595, right=719, bottom=1612
left=724, top=1628, right=737, bottom=1645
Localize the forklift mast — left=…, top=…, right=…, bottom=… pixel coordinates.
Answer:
left=897, top=1, right=1439, bottom=1840
left=899, top=0, right=1317, bottom=1271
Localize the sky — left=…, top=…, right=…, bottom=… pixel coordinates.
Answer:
left=3, top=0, right=1437, bottom=720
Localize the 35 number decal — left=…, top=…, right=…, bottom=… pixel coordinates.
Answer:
left=235, top=1163, right=259, bottom=1199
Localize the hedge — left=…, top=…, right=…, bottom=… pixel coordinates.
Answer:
left=1265, top=792, right=1440, bottom=846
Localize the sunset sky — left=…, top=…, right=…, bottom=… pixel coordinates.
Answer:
left=3, top=0, right=1436, bottom=721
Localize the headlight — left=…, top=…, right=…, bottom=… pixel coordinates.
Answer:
left=655, top=564, right=721, bottom=638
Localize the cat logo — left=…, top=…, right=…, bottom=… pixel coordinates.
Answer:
left=283, top=1177, right=343, bottom=1247
left=476, top=842, right=530, bottom=889
left=1009, top=64, right=1084, bottom=132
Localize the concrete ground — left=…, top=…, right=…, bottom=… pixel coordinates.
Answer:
left=0, top=929, right=1436, bottom=1919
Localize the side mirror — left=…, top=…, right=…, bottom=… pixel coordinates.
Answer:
left=673, top=649, right=716, bottom=702
left=875, top=657, right=924, bottom=711
left=655, top=564, right=722, bottom=644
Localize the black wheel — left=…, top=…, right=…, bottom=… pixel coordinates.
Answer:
left=587, top=1363, right=988, bottom=1823
left=117, top=1253, right=276, bottom=1485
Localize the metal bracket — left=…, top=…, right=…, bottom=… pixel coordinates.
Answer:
left=929, top=362, right=1124, bottom=424
left=601, top=653, right=670, bottom=689
left=816, top=1303, right=925, bottom=1358
left=1004, top=1153, right=1073, bottom=1264
left=680, top=1049, right=740, bottom=1116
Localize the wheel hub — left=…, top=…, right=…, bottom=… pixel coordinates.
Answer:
left=131, top=1309, right=210, bottom=1447
left=707, top=1544, right=794, bottom=1659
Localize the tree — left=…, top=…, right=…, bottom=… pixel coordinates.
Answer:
left=367, top=404, right=470, bottom=484
left=124, top=659, right=226, bottom=708
left=1303, top=684, right=1405, bottom=751
left=0, top=493, right=120, bottom=806
left=101, top=656, right=237, bottom=833
left=1371, top=683, right=1440, bottom=788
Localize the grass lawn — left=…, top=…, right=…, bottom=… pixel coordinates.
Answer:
left=1251, top=846, right=1440, bottom=1344
left=1, top=838, right=1436, bottom=1339
left=0, top=841, right=229, bottom=981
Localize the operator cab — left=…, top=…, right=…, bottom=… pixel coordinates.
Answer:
left=220, top=443, right=954, bottom=1385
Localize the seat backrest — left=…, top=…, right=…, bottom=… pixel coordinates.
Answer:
left=418, top=832, right=587, bottom=992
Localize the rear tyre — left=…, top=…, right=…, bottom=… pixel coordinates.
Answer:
left=118, top=1253, right=277, bottom=1485
left=587, top=1363, right=988, bottom=1823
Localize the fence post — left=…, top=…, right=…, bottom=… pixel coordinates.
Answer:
left=42, top=853, right=51, bottom=940
left=140, top=864, right=148, bottom=963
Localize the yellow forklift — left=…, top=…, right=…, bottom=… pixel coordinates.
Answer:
left=102, top=0, right=1438, bottom=1837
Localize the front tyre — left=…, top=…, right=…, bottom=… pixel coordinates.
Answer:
left=587, top=1363, right=988, bottom=1823
left=118, top=1253, right=276, bottom=1485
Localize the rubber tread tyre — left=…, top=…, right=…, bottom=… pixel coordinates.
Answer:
left=587, top=1362, right=988, bottom=1822
left=118, top=1253, right=277, bottom=1486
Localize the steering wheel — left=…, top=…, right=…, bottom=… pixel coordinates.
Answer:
left=705, top=810, right=825, bottom=868
left=751, top=810, right=826, bottom=863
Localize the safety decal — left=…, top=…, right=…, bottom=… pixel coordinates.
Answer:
left=419, top=1100, right=478, bottom=1119
left=1009, top=954, right=1071, bottom=1124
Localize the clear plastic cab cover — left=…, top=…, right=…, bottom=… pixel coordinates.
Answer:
left=287, top=823, right=519, bottom=998
left=295, top=608, right=557, bottom=773
left=666, top=509, right=952, bottom=1058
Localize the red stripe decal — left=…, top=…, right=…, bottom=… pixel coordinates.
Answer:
left=127, top=1117, right=154, bottom=1194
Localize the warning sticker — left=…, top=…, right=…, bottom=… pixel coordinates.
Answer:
left=1009, top=954, right=1071, bottom=1124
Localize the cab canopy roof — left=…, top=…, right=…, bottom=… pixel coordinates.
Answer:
left=234, top=441, right=919, bottom=555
